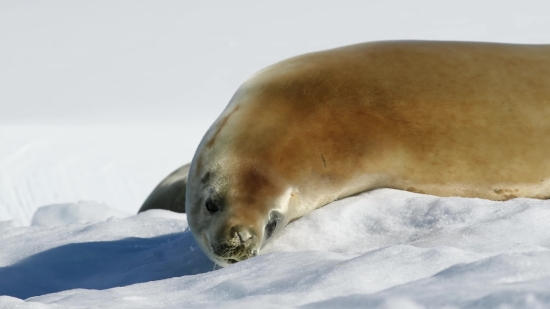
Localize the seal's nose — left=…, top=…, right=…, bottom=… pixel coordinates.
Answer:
left=231, top=225, right=254, bottom=245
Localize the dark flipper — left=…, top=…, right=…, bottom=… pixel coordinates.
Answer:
left=138, top=163, right=190, bottom=214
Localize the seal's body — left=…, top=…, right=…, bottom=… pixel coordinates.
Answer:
left=186, top=41, right=550, bottom=266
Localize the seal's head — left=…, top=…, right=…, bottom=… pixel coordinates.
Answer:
left=186, top=158, right=293, bottom=266
left=185, top=94, right=297, bottom=266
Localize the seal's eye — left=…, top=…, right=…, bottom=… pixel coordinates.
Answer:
left=205, top=198, right=220, bottom=214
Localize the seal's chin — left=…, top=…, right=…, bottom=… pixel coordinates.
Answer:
left=213, top=247, right=260, bottom=265
left=210, top=256, right=237, bottom=267
left=211, top=250, right=259, bottom=267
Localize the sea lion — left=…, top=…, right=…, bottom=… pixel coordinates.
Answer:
left=185, top=41, right=550, bottom=267
left=138, top=164, right=190, bottom=214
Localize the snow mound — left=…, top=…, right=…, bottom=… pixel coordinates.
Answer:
left=1, top=189, right=550, bottom=308
left=0, top=212, right=212, bottom=299
left=31, top=201, right=131, bottom=227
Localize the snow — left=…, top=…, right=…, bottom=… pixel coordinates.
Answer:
left=1, top=190, right=550, bottom=308
left=31, top=201, right=131, bottom=227
left=3, top=0, right=550, bottom=308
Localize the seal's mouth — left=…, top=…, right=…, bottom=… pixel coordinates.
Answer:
left=210, top=254, right=250, bottom=267
left=206, top=238, right=259, bottom=266
left=226, top=258, right=239, bottom=264
left=210, top=245, right=261, bottom=267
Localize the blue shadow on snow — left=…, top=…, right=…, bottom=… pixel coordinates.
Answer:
left=0, top=228, right=215, bottom=299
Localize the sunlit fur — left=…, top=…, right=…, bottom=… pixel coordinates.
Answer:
left=186, top=41, right=550, bottom=266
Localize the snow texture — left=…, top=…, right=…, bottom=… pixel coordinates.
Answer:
left=1, top=190, right=550, bottom=308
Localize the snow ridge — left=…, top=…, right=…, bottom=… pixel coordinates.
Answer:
left=1, top=189, right=550, bottom=308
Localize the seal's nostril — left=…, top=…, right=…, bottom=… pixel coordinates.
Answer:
left=232, top=225, right=254, bottom=244
left=237, top=229, right=252, bottom=243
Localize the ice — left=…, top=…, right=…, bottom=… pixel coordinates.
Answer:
left=1, top=192, right=550, bottom=308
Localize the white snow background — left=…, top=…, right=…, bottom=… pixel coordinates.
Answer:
left=2, top=1, right=550, bottom=308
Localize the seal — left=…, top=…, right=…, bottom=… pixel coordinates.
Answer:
left=138, top=163, right=190, bottom=214
left=185, top=41, right=550, bottom=266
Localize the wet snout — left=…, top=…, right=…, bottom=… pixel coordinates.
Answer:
left=211, top=223, right=259, bottom=264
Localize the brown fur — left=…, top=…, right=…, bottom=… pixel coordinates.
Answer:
left=187, top=41, right=550, bottom=265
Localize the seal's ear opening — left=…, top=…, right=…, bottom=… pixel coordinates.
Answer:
left=265, top=210, right=283, bottom=240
